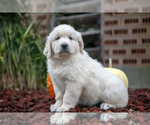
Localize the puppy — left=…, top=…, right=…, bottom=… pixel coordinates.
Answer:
left=43, top=24, right=128, bottom=112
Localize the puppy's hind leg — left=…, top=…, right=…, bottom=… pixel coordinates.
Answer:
left=100, top=82, right=128, bottom=111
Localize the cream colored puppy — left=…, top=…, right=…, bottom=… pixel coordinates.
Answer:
left=43, top=24, right=128, bottom=112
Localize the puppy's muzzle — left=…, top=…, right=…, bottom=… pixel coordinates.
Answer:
left=60, top=43, right=69, bottom=53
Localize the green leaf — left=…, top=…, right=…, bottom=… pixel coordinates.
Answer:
left=24, top=14, right=40, bottom=37
left=0, top=56, right=5, bottom=65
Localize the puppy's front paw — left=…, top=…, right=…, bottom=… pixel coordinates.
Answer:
left=50, top=105, right=56, bottom=112
left=100, top=103, right=115, bottom=110
left=50, top=104, right=60, bottom=112
left=50, top=100, right=63, bottom=112
left=56, top=106, right=70, bottom=112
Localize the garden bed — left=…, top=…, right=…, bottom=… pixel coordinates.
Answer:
left=0, top=89, right=150, bottom=113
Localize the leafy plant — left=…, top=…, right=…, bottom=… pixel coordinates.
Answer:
left=0, top=13, right=47, bottom=90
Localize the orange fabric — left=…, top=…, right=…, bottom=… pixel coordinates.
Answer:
left=47, top=73, right=55, bottom=99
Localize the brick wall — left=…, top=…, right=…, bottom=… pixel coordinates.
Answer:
left=103, top=13, right=150, bottom=67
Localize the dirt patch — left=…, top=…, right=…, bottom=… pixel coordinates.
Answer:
left=0, top=89, right=150, bottom=112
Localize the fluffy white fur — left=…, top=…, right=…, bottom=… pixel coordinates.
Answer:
left=43, top=24, right=128, bottom=112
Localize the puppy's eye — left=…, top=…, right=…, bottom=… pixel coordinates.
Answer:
left=69, top=36, right=73, bottom=40
left=56, top=36, right=60, bottom=40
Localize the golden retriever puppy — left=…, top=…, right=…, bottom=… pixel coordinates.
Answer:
left=43, top=24, right=128, bottom=112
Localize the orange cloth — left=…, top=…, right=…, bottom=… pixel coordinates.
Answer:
left=47, top=73, right=55, bottom=99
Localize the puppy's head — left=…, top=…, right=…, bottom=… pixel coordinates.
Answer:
left=43, top=24, right=84, bottom=59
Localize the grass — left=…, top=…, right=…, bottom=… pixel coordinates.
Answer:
left=0, top=13, right=47, bottom=90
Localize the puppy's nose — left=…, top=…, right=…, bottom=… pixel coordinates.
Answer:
left=61, top=43, right=68, bottom=49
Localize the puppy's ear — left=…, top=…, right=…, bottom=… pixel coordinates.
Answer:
left=43, top=36, right=51, bottom=58
left=76, top=31, right=84, bottom=54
